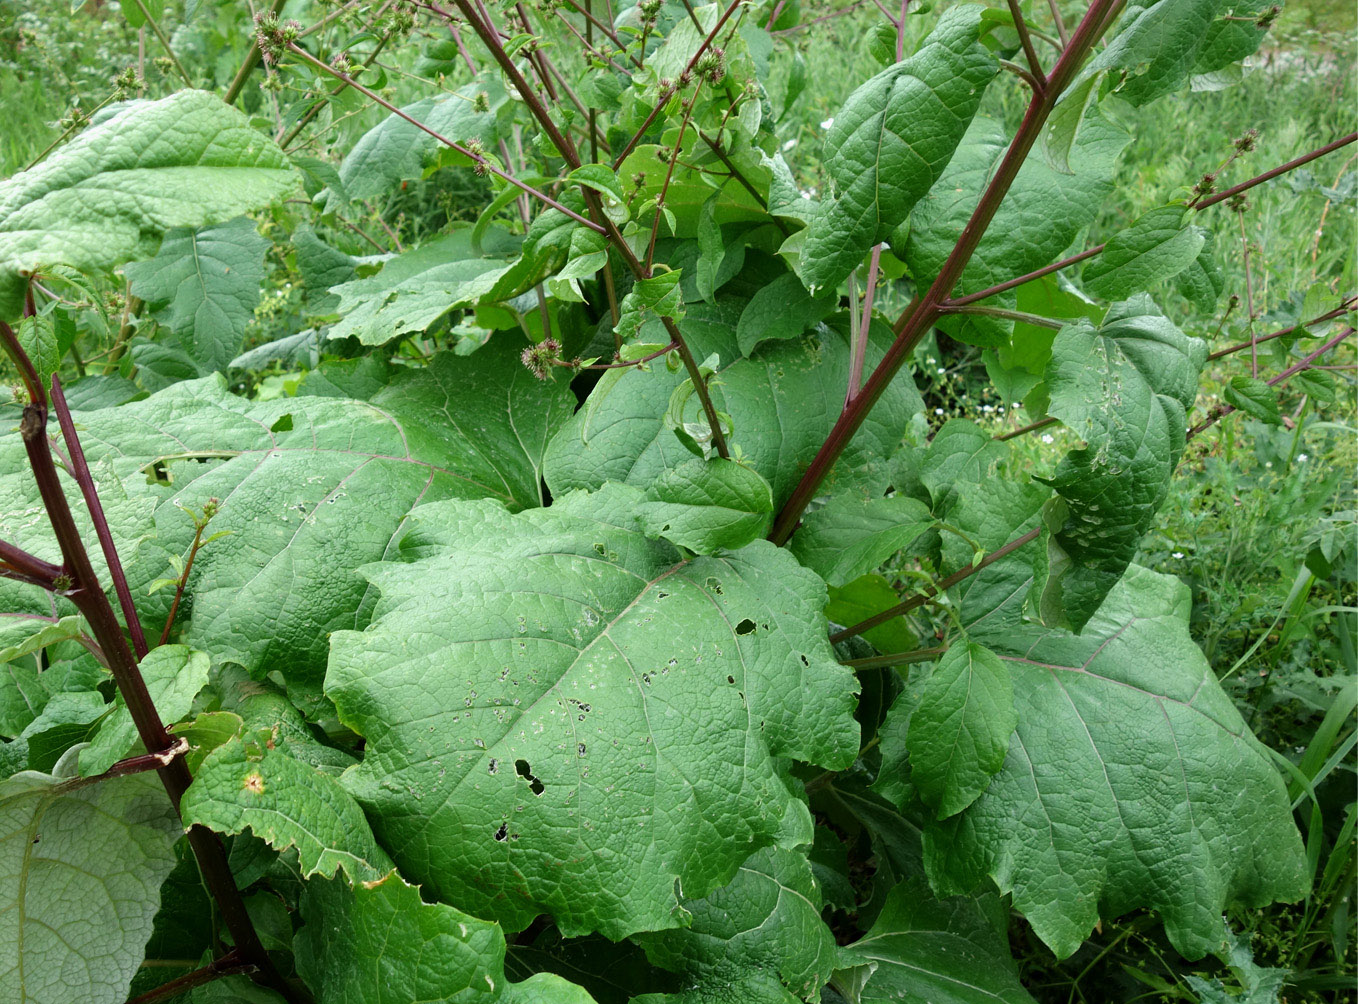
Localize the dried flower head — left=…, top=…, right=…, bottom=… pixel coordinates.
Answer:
left=521, top=338, right=562, bottom=379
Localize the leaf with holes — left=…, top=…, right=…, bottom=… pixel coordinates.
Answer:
left=325, top=487, right=859, bottom=938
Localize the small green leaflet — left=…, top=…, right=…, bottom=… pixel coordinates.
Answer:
left=326, top=489, right=858, bottom=938
left=789, top=494, right=933, bottom=588
left=326, top=229, right=519, bottom=345
left=124, top=216, right=270, bottom=373
left=0, top=90, right=297, bottom=318
left=801, top=5, right=997, bottom=290
left=633, top=458, right=775, bottom=553
left=616, top=270, right=684, bottom=343
left=1224, top=375, right=1281, bottom=424
left=1, top=757, right=180, bottom=1004
left=335, top=79, right=506, bottom=203
left=920, top=566, right=1309, bottom=960
left=736, top=272, right=835, bottom=356
left=898, top=640, right=1016, bottom=819
left=1082, top=204, right=1205, bottom=300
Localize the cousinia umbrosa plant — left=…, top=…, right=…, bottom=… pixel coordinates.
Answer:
left=0, top=0, right=1353, bottom=1001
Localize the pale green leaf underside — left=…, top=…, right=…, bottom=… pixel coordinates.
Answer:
left=921, top=566, right=1309, bottom=960
left=326, top=490, right=858, bottom=939
left=0, top=762, right=179, bottom=1004
left=802, top=5, right=997, bottom=290
left=0, top=90, right=296, bottom=317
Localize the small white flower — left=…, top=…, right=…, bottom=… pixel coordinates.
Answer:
left=820, top=117, right=834, bottom=130
left=1173, top=551, right=1185, bottom=559
left=1297, top=453, right=1308, bottom=462
left=982, top=405, right=993, bottom=413
left=1041, top=434, right=1054, bottom=444
left=936, top=367, right=946, bottom=374
left=781, top=138, right=797, bottom=152
left=1012, top=401, right=1021, bottom=408
left=1265, top=461, right=1273, bottom=468
left=934, top=407, right=944, bottom=415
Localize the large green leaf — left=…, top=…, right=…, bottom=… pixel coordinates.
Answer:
left=0, top=343, right=573, bottom=707
left=1085, top=0, right=1238, bottom=107
left=325, top=487, right=859, bottom=938
left=544, top=304, right=922, bottom=509
left=834, top=879, right=1037, bottom=1004
left=631, top=847, right=840, bottom=1003
left=0, top=90, right=296, bottom=318
left=0, top=756, right=180, bottom=1004
left=900, top=112, right=1129, bottom=346
left=1036, top=295, right=1206, bottom=630
left=801, top=5, right=996, bottom=290
left=916, top=565, right=1309, bottom=960
left=124, top=216, right=270, bottom=373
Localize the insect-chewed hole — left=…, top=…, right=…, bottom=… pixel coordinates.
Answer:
left=735, top=618, right=756, bottom=635
left=515, top=759, right=545, bottom=796
left=494, top=822, right=508, bottom=841
left=270, top=413, right=293, bottom=433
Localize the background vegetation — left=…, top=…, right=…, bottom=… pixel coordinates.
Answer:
left=0, top=0, right=1353, bottom=999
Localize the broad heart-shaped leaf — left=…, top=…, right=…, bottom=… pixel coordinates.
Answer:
left=917, top=565, right=1309, bottom=960
left=124, top=216, right=270, bottom=373
left=325, top=488, right=860, bottom=939
left=1082, top=204, right=1204, bottom=301
left=544, top=303, right=922, bottom=510
left=899, top=111, right=1129, bottom=346
left=905, top=641, right=1016, bottom=820
left=788, top=494, right=933, bottom=588
left=1, top=757, right=180, bottom=1004
left=801, top=5, right=996, bottom=291
left=335, top=79, right=505, bottom=203
left=1036, top=295, right=1206, bottom=630
left=630, top=847, right=840, bottom=1004
left=0, top=341, right=573, bottom=709
left=0, top=90, right=296, bottom=318
left=78, top=645, right=210, bottom=776
left=834, top=878, right=1037, bottom=1004
left=634, top=458, right=775, bottom=553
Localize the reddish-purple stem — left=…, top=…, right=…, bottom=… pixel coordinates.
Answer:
left=50, top=376, right=149, bottom=658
